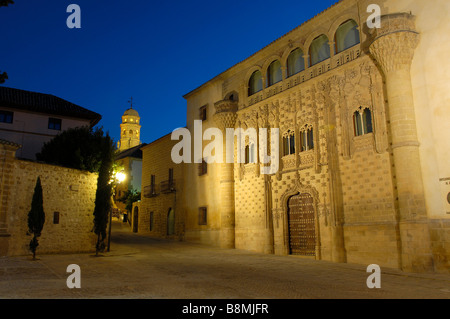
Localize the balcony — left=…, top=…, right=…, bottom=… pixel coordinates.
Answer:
left=143, top=185, right=158, bottom=198
left=160, top=179, right=176, bottom=194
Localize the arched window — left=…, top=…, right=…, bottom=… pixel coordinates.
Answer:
left=353, top=107, right=373, bottom=136
left=300, top=126, right=314, bottom=152
left=266, top=60, right=282, bottom=87
left=287, top=48, right=305, bottom=77
left=248, top=70, right=263, bottom=96
left=245, top=142, right=256, bottom=164
left=335, top=20, right=360, bottom=53
left=167, top=208, right=175, bottom=236
left=283, top=130, right=295, bottom=156
left=129, top=130, right=133, bottom=135
left=309, top=34, right=330, bottom=66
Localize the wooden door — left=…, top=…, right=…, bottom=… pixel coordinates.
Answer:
left=288, top=193, right=316, bottom=256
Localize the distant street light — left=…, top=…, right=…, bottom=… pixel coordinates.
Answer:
left=108, top=170, right=127, bottom=252
left=115, top=171, right=126, bottom=183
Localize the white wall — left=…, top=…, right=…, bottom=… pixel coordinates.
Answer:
left=0, top=107, right=92, bottom=160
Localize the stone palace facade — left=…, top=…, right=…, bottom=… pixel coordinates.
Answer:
left=138, top=0, right=450, bottom=273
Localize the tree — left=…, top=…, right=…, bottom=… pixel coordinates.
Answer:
left=118, top=189, right=141, bottom=213
left=0, top=72, right=7, bottom=84
left=92, top=133, right=115, bottom=256
left=27, top=177, right=45, bottom=260
left=1, top=0, right=14, bottom=84
left=0, top=1, right=14, bottom=7
left=37, top=126, right=116, bottom=255
left=37, top=126, right=109, bottom=173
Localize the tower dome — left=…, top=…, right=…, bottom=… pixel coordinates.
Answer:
left=123, top=107, right=139, bottom=117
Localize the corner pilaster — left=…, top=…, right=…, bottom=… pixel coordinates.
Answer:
left=369, top=13, right=433, bottom=272
left=213, top=100, right=238, bottom=249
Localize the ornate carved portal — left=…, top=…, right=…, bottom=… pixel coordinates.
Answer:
left=287, top=193, right=316, bottom=256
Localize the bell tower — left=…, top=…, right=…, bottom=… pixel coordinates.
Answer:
left=118, top=98, right=141, bottom=152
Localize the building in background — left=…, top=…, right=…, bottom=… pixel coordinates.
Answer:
left=0, top=86, right=101, bottom=160
left=134, top=133, right=184, bottom=236
left=113, top=107, right=145, bottom=220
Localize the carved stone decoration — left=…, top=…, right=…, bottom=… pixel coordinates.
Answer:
left=258, top=104, right=269, bottom=128
left=311, top=84, right=321, bottom=174
left=369, top=13, right=420, bottom=74
left=213, top=100, right=238, bottom=130
left=368, top=63, right=389, bottom=154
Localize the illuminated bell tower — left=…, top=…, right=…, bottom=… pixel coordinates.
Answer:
left=118, top=98, right=141, bottom=152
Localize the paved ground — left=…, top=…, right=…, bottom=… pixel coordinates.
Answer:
left=1, top=221, right=449, bottom=300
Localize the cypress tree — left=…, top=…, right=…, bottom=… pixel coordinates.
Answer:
left=27, top=177, right=45, bottom=260
left=93, top=134, right=114, bottom=256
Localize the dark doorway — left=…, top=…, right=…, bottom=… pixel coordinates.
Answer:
left=133, top=206, right=139, bottom=233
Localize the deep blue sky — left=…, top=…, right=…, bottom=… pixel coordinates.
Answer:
left=0, top=0, right=337, bottom=145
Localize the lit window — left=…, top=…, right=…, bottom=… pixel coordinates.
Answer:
left=287, top=48, right=305, bottom=77
left=309, top=34, right=330, bottom=66
left=353, top=107, right=373, bottom=136
left=248, top=70, right=263, bottom=96
left=283, top=130, right=295, bottom=156
left=335, top=20, right=360, bottom=53
left=267, top=60, right=282, bottom=87
left=48, top=118, right=62, bottom=130
left=300, top=126, right=314, bottom=152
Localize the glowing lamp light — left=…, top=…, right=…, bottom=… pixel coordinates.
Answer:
left=115, top=171, right=126, bottom=183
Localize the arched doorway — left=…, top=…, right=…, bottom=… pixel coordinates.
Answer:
left=133, top=206, right=139, bottom=233
left=287, top=193, right=316, bottom=256
left=167, top=208, right=175, bottom=236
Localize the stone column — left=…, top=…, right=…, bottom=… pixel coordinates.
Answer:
left=213, top=100, right=238, bottom=249
left=369, top=13, right=433, bottom=272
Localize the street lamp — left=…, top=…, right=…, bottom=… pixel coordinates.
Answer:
left=115, top=171, right=126, bottom=183
left=107, top=170, right=126, bottom=252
